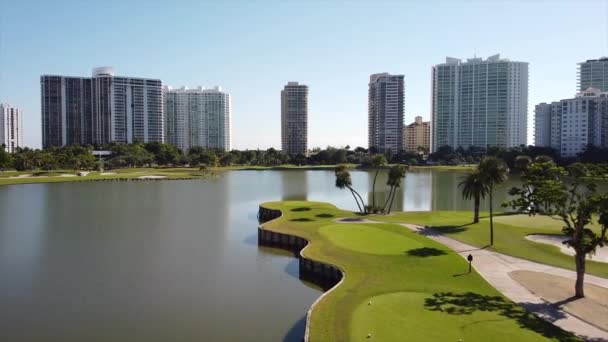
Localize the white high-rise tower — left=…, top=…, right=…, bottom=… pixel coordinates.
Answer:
left=431, top=54, right=528, bottom=152
left=0, top=104, right=23, bottom=153
left=164, top=86, right=231, bottom=151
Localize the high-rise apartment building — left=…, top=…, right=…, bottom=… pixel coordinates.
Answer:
left=403, top=116, right=430, bottom=153
left=164, top=86, right=231, bottom=151
left=281, top=82, right=308, bottom=155
left=0, top=104, right=23, bottom=153
left=41, top=67, right=163, bottom=148
left=535, top=87, right=608, bottom=157
left=579, top=57, right=608, bottom=92
left=368, top=73, right=405, bottom=154
left=431, top=54, right=528, bottom=152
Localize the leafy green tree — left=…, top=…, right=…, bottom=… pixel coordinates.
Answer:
left=505, top=160, right=608, bottom=298
left=478, top=157, right=508, bottom=245
left=334, top=165, right=366, bottom=214
left=383, top=165, right=407, bottom=214
left=38, top=152, right=57, bottom=171
left=0, top=146, right=13, bottom=171
left=514, top=155, right=532, bottom=173
left=370, top=154, right=387, bottom=211
left=459, top=168, right=489, bottom=223
left=145, top=142, right=181, bottom=166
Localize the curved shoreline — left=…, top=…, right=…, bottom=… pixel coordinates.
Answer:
left=257, top=206, right=346, bottom=342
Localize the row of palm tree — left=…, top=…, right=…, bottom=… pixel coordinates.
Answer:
left=335, top=163, right=407, bottom=215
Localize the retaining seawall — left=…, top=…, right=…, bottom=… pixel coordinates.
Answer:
left=257, top=206, right=342, bottom=290
left=257, top=205, right=344, bottom=341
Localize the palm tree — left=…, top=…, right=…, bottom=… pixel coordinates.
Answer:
left=478, top=157, right=509, bottom=245
left=370, top=154, right=387, bottom=211
left=335, top=165, right=366, bottom=214
left=458, top=168, right=488, bottom=223
left=383, top=165, right=408, bottom=214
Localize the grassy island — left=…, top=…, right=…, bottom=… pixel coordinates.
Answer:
left=259, top=201, right=580, bottom=342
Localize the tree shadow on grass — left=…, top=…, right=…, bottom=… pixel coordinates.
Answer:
left=291, top=207, right=311, bottom=212
left=424, top=292, right=578, bottom=341
left=290, top=218, right=315, bottom=222
left=407, top=247, right=447, bottom=257
left=315, top=213, right=335, bottom=218
left=415, top=225, right=469, bottom=237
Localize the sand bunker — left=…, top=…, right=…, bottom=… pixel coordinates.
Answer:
left=8, top=174, right=33, bottom=178
left=526, top=234, right=608, bottom=263
left=138, top=175, right=167, bottom=179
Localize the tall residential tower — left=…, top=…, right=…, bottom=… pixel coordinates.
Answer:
left=41, top=67, right=163, bottom=148
left=431, top=54, right=528, bottom=152
left=164, top=86, right=231, bottom=151
left=281, top=82, right=308, bottom=155
left=535, top=88, right=608, bottom=157
left=0, top=104, right=23, bottom=153
left=579, top=57, right=608, bottom=92
left=368, top=73, right=405, bottom=154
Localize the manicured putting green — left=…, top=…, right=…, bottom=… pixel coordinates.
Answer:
left=319, top=224, right=423, bottom=255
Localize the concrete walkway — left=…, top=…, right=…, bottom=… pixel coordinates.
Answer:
left=401, top=223, right=608, bottom=342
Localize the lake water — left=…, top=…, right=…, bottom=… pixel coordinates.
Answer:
left=0, top=169, right=520, bottom=341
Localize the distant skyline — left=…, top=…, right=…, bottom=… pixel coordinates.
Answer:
left=1, top=0, right=607, bottom=149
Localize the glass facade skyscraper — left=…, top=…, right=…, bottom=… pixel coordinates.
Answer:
left=431, top=54, right=528, bottom=152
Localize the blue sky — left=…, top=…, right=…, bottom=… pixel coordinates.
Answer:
left=1, top=0, right=606, bottom=149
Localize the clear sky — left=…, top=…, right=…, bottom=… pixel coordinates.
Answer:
left=1, top=0, right=607, bottom=149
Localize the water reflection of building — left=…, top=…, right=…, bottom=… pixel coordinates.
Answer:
left=402, top=169, right=431, bottom=211
left=429, top=170, right=515, bottom=211
left=366, top=171, right=404, bottom=211
left=281, top=171, right=308, bottom=201
left=431, top=170, right=469, bottom=211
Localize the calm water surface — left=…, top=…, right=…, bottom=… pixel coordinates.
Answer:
left=0, top=169, right=519, bottom=341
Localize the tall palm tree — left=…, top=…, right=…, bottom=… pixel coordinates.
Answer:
left=478, top=157, right=509, bottom=245
left=335, top=165, right=366, bottom=214
left=370, top=154, right=387, bottom=211
left=458, top=168, right=488, bottom=223
left=383, top=165, right=408, bottom=214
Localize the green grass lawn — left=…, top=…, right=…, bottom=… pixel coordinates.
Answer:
left=0, top=165, right=358, bottom=186
left=373, top=211, right=608, bottom=278
left=0, top=168, right=214, bottom=186
left=261, top=201, right=580, bottom=342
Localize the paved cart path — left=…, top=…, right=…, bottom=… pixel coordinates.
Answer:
left=400, top=223, right=608, bottom=342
